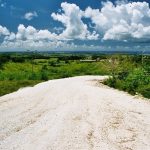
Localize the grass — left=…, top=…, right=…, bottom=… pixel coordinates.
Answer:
left=0, top=80, right=42, bottom=96
left=0, top=53, right=150, bottom=99
left=0, top=57, right=110, bottom=95
left=0, top=61, right=110, bottom=80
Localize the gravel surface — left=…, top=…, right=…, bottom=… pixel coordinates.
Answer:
left=0, top=76, right=150, bottom=150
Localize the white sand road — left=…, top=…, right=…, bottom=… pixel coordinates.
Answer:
left=0, top=76, right=150, bottom=150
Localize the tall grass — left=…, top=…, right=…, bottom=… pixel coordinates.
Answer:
left=0, top=58, right=110, bottom=95
left=0, top=54, right=150, bottom=98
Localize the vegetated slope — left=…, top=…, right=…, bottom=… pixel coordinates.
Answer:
left=0, top=76, right=150, bottom=150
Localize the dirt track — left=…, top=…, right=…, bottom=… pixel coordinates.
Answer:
left=0, top=76, right=150, bottom=150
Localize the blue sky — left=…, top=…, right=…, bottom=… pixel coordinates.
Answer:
left=0, top=0, right=150, bottom=51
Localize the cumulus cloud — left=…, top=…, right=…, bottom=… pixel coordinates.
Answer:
left=0, top=25, right=99, bottom=51
left=1, top=39, right=76, bottom=50
left=1, top=1, right=150, bottom=51
left=2, top=24, right=62, bottom=50
left=51, top=1, right=150, bottom=41
left=0, top=25, right=10, bottom=36
left=24, top=11, right=38, bottom=20
left=84, top=1, right=150, bottom=41
left=51, top=2, right=99, bottom=40
left=14, top=24, right=57, bottom=41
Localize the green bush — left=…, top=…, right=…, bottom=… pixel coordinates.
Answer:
left=105, top=67, right=150, bottom=98
left=0, top=80, right=41, bottom=96
left=40, top=71, right=49, bottom=81
left=0, top=53, right=150, bottom=99
left=124, top=69, right=148, bottom=93
left=28, top=73, right=39, bottom=80
left=137, top=85, right=150, bottom=99
left=104, top=77, right=117, bottom=88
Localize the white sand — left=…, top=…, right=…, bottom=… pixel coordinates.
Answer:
left=0, top=76, right=150, bottom=150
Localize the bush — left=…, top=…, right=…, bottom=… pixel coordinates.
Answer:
left=138, top=85, right=150, bottom=99
left=60, top=71, right=72, bottom=78
left=28, top=73, right=38, bottom=80
left=41, top=71, right=49, bottom=81
left=124, top=68, right=148, bottom=93
left=48, top=60, right=56, bottom=67
left=104, top=77, right=117, bottom=88
left=0, top=80, right=41, bottom=96
left=41, top=65, right=48, bottom=70
left=117, top=71, right=129, bottom=80
left=105, top=67, right=150, bottom=97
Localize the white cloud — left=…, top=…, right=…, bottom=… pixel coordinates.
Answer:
left=51, top=2, right=99, bottom=40
left=14, top=24, right=58, bottom=41
left=4, top=32, right=15, bottom=41
left=1, top=1, right=150, bottom=51
left=2, top=24, right=60, bottom=50
left=0, top=24, right=99, bottom=51
left=24, top=11, right=38, bottom=21
left=0, top=25, right=10, bottom=36
left=84, top=1, right=150, bottom=41
left=1, top=37, right=79, bottom=51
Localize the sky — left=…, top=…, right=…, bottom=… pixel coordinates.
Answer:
left=0, top=0, right=150, bottom=51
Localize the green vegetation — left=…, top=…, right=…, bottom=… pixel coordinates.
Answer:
left=0, top=52, right=150, bottom=98
left=0, top=53, right=110, bottom=96
left=0, top=80, right=42, bottom=96
left=104, top=55, right=150, bottom=99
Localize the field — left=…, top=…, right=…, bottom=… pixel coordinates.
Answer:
left=0, top=52, right=150, bottom=98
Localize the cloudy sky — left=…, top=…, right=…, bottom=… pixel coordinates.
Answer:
left=0, top=0, right=150, bottom=51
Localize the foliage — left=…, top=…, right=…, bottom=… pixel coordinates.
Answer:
left=104, top=66, right=150, bottom=98
left=0, top=80, right=41, bottom=96
left=0, top=53, right=150, bottom=99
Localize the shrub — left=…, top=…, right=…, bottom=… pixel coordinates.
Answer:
left=28, top=73, right=38, bottom=80
left=49, top=60, right=56, bottom=67
left=137, top=85, right=150, bottom=99
left=105, top=67, right=150, bottom=97
left=0, top=80, right=41, bottom=96
left=104, top=77, right=117, bottom=88
left=41, top=65, right=48, bottom=70
left=41, top=71, right=49, bottom=81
